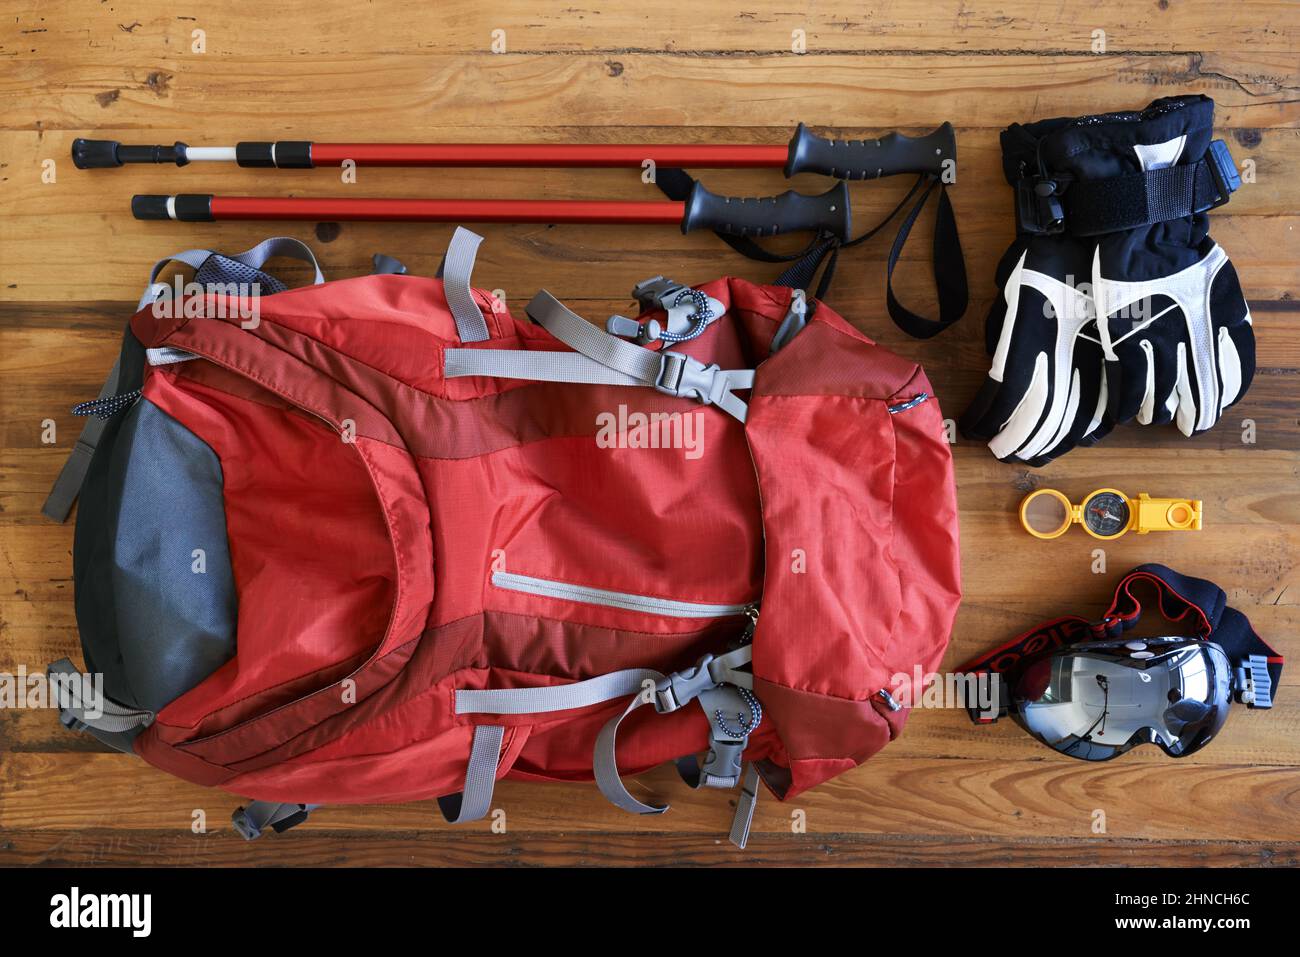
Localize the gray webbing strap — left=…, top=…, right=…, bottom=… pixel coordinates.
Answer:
left=444, top=348, right=644, bottom=387
left=455, top=669, right=660, bottom=715
left=442, top=227, right=491, bottom=343
left=44, top=240, right=324, bottom=523
left=46, top=658, right=152, bottom=753
left=231, top=800, right=319, bottom=840
left=594, top=692, right=667, bottom=815
left=47, top=659, right=154, bottom=733
left=594, top=646, right=755, bottom=816
left=728, top=763, right=761, bottom=849
left=137, top=247, right=219, bottom=310
left=41, top=355, right=123, bottom=522
left=527, top=291, right=665, bottom=383
left=228, top=236, right=324, bottom=285
left=437, top=724, right=506, bottom=824
left=145, top=346, right=201, bottom=367
left=445, top=290, right=754, bottom=422
left=447, top=647, right=757, bottom=821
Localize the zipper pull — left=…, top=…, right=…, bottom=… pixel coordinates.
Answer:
left=740, top=604, right=759, bottom=643
left=877, top=688, right=902, bottom=712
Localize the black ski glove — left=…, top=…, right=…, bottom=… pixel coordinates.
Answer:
left=962, top=95, right=1252, bottom=464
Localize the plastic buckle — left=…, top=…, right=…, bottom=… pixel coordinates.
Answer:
left=1234, top=655, right=1273, bottom=709
left=655, top=351, right=726, bottom=406
left=655, top=654, right=718, bottom=713
left=605, top=314, right=642, bottom=338
left=1203, top=139, right=1240, bottom=212
left=631, top=275, right=685, bottom=312
left=653, top=351, right=688, bottom=395
left=231, top=806, right=264, bottom=841
left=270, top=805, right=312, bottom=833
left=698, top=740, right=744, bottom=788
left=58, top=710, right=89, bottom=734
left=1015, top=176, right=1065, bottom=236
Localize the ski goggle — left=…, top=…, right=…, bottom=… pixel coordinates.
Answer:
left=1001, top=636, right=1232, bottom=761
left=960, top=565, right=1281, bottom=762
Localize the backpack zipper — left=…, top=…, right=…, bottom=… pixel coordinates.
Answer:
left=492, top=571, right=755, bottom=620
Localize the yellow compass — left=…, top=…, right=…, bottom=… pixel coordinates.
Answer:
left=1020, top=487, right=1202, bottom=540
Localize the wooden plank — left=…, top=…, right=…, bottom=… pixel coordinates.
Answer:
left=1, top=829, right=1295, bottom=868
left=4, top=3, right=1299, bottom=57
left=3, top=53, right=1297, bottom=136
left=2, top=208, right=1296, bottom=303
left=3, top=751, right=1299, bottom=842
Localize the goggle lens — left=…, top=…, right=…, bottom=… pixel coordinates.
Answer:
left=1010, top=641, right=1232, bottom=761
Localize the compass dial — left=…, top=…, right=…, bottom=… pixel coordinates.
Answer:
left=1082, top=491, right=1131, bottom=538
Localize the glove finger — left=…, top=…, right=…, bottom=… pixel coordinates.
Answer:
left=1106, top=337, right=1155, bottom=425
left=987, top=352, right=1051, bottom=461
left=960, top=375, right=1019, bottom=441
left=1015, top=310, right=1108, bottom=461
left=1076, top=355, right=1112, bottom=445
left=1021, top=346, right=1109, bottom=465
left=1209, top=255, right=1255, bottom=416
left=961, top=253, right=1053, bottom=442
left=1140, top=335, right=1182, bottom=428
left=1016, top=363, right=1083, bottom=462
left=1173, top=341, right=1199, bottom=437
left=1217, top=321, right=1255, bottom=415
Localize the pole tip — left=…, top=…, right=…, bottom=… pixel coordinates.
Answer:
left=131, top=195, right=172, bottom=220
left=72, top=138, right=123, bottom=169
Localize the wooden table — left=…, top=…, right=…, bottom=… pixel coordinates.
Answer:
left=1, top=2, right=1296, bottom=866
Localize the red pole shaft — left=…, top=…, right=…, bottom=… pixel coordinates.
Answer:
left=210, top=196, right=688, bottom=225
left=310, top=142, right=789, bottom=169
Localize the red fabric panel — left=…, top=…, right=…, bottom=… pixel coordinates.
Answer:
left=133, top=311, right=436, bottom=769
left=430, top=426, right=761, bottom=630
left=744, top=315, right=961, bottom=794
left=747, top=392, right=903, bottom=699
left=885, top=366, right=962, bottom=703
left=144, top=371, right=395, bottom=731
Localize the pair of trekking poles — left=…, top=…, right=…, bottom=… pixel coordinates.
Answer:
left=77, top=123, right=967, bottom=335
left=76, top=124, right=951, bottom=238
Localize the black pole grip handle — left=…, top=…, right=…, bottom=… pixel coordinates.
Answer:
left=73, top=139, right=189, bottom=168
left=784, top=123, right=955, bottom=179
left=682, top=181, right=850, bottom=241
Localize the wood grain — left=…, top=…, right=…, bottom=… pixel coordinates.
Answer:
left=1, top=1, right=1297, bottom=867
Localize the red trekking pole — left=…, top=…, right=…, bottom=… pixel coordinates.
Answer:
left=131, top=181, right=854, bottom=239
left=75, top=123, right=955, bottom=180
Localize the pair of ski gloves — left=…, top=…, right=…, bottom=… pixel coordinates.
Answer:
left=962, top=95, right=1255, bottom=466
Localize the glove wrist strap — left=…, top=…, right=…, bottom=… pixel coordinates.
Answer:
left=1016, top=140, right=1240, bottom=237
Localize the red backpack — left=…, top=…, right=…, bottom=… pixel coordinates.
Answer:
left=46, top=231, right=961, bottom=846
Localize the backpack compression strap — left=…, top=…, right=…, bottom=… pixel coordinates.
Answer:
left=435, top=226, right=492, bottom=343
left=444, top=291, right=756, bottom=422
left=46, top=659, right=154, bottom=754
left=446, top=645, right=760, bottom=847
